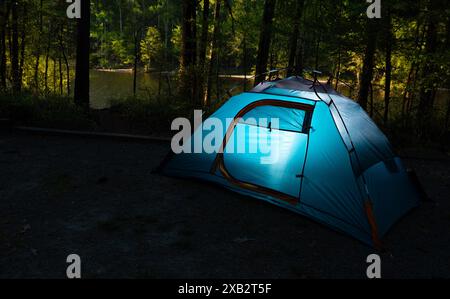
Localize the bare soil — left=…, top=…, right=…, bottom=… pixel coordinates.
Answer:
left=0, top=133, right=449, bottom=279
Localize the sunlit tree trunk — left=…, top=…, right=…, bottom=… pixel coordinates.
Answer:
left=59, top=55, right=63, bottom=95
left=52, top=57, right=57, bottom=93
left=335, top=45, right=341, bottom=90
left=60, top=25, right=70, bottom=96
left=254, top=0, right=276, bottom=86
left=44, top=22, right=51, bottom=93
left=384, top=8, right=393, bottom=125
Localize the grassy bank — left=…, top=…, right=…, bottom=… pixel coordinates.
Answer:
left=0, top=92, right=95, bottom=130
left=0, top=92, right=190, bottom=136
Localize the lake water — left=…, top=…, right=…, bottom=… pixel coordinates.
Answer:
left=89, top=70, right=449, bottom=114
left=90, top=70, right=163, bottom=109
left=89, top=69, right=246, bottom=109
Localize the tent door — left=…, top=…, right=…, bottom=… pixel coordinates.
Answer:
left=214, top=103, right=312, bottom=205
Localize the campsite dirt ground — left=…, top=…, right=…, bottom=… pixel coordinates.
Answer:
left=0, top=133, right=449, bottom=279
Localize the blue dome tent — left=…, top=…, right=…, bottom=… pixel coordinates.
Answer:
left=162, top=76, right=420, bottom=247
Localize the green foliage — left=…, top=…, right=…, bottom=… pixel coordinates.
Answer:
left=140, top=27, right=164, bottom=71
left=170, top=25, right=182, bottom=60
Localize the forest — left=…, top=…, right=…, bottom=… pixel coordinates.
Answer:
left=0, top=0, right=449, bottom=147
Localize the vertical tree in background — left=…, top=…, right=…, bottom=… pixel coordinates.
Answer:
left=18, top=4, right=27, bottom=91
left=11, top=0, right=20, bottom=93
left=418, top=0, right=439, bottom=125
left=384, top=7, right=393, bottom=125
left=358, top=18, right=379, bottom=111
left=287, top=0, right=305, bottom=77
left=199, top=0, right=210, bottom=70
left=180, top=0, right=197, bottom=70
left=33, top=0, right=43, bottom=91
left=205, top=0, right=222, bottom=105
left=445, top=15, right=450, bottom=132
left=254, top=0, right=277, bottom=86
left=74, top=0, right=90, bottom=108
left=179, top=0, right=197, bottom=104
left=198, top=0, right=210, bottom=105
left=0, top=1, right=11, bottom=91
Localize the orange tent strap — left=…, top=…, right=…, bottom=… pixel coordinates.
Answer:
left=364, top=201, right=383, bottom=250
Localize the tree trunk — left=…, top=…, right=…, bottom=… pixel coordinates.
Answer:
left=180, top=0, right=197, bottom=72
left=60, top=25, right=70, bottom=96
left=74, top=0, right=91, bottom=109
left=0, top=1, right=11, bottom=90
left=179, top=0, right=197, bottom=103
left=11, top=0, right=20, bottom=93
left=243, top=34, right=248, bottom=91
left=335, top=45, right=341, bottom=90
left=199, top=0, right=210, bottom=68
left=118, top=0, right=123, bottom=34
left=418, top=0, right=439, bottom=124
left=444, top=14, right=450, bottom=132
left=205, top=0, right=222, bottom=105
left=384, top=9, right=393, bottom=125
left=287, top=0, right=305, bottom=77
left=357, top=19, right=379, bottom=111
left=198, top=0, right=210, bottom=105
left=402, top=64, right=414, bottom=118
left=294, top=36, right=304, bottom=76
left=34, top=0, right=43, bottom=92
left=53, top=57, right=57, bottom=93
left=44, top=48, right=49, bottom=92
left=59, top=55, right=63, bottom=95
left=44, top=22, right=51, bottom=93
left=314, top=37, right=320, bottom=70
left=370, top=82, right=374, bottom=118
left=254, top=0, right=277, bottom=86
left=133, top=29, right=139, bottom=96
left=18, top=4, right=26, bottom=91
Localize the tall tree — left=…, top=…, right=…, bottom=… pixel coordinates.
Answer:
left=74, top=0, right=91, bottom=108
left=60, top=24, right=70, bottom=96
left=18, top=3, right=27, bottom=91
left=0, top=1, right=11, bottom=90
left=418, top=0, right=439, bottom=124
left=11, top=0, right=20, bottom=93
left=199, top=0, right=210, bottom=68
left=384, top=7, right=393, bottom=125
left=33, top=0, right=44, bottom=92
left=205, top=0, right=222, bottom=105
left=287, top=0, right=305, bottom=77
left=179, top=0, right=197, bottom=103
left=198, top=0, right=210, bottom=105
left=445, top=15, right=450, bottom=132
left=254, top=0, right=277, bottom=86
left=357, top=18, right=379, bottom=111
